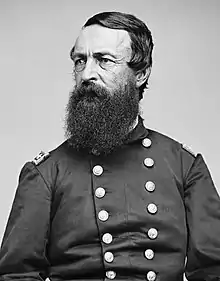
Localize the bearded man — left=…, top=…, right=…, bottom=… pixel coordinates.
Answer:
left=0, top=11, right=220, bottom=281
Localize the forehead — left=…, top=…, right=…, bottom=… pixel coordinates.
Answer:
left=74, top=25, right=132, bottom=58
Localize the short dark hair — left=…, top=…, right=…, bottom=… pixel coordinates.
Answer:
left=83, top=11, right=154, bottom=99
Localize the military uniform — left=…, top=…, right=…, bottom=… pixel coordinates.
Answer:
left=0, top=119, right=220, bottom=281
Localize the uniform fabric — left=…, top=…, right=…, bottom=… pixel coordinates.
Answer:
left=0, top=119, right=220, bottom=281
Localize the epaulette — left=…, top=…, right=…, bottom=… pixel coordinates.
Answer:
left=32, top=151, right=50, bottom=165
left=181, top=143, right=196, bottom=157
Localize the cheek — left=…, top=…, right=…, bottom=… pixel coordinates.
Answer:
left=74, top=73, right=82, bottom=86
left=111, top=71, right=134, bottom=89
left=96, top=71, right=116, bottom=88
left=107, top=68, right=127, bottom=83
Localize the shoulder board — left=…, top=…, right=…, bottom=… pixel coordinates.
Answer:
left=32, top=151, right=50, bottom=165
left=182, top=143, right=196, bottom=157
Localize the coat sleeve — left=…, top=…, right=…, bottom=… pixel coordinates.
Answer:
left=183, top=152, right=220, bottom=281
left=0, top=162, right=52, bottom=281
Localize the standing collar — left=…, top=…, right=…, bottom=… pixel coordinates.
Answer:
left=126, top=116, right=149, bottom=144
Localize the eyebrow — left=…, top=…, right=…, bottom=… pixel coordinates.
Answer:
left=71, top=52, right=86, bottom=60
left=71, top=51, right=118, bottom=60
left=94, top=52, right=118, bottom=59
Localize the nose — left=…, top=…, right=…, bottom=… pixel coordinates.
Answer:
left=80, top=58, right=98, bottom=82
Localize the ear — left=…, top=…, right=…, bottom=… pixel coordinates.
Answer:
left=135, top=67, right=151, bottom=88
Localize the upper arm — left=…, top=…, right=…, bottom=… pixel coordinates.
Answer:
left=0, top=162, right=53, bottom=280
left=183, top=153, right=220, bottom=280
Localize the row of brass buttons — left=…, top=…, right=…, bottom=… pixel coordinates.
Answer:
left=92, top=137, right=158, bottom=280
left=142, top=138, right=157, bottom=281
left=92, top=166, right=116, bottom=279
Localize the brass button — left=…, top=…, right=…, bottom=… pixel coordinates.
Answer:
left=95, top=187, right=106, bottom=198
left=147, top=203, right=158, bottom=214
left=106, top=270, right=116, bottom=279
left=148, top=228, right=158, bottom=240
left=98, top=210, right=109, bottom=221
left=144, top=158, right=154, bottom=168
left=104, top=251, right=114, bottom=263
left=145, top=181, right=156, bottom=192
left=102, top=233, right=113, bottom=244
left=147, top=271, right=157, bottom=281
left=145, top=249, right=154, bottom=260
left=142, top=138, right=152, bottom=148
left=93, top=165, right=103, bottom=176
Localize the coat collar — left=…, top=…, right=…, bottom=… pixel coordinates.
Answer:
left=125, top=116, right=149, bottom=144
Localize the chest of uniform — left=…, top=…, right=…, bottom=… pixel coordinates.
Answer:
left=52, top=144, right=186, bottom=240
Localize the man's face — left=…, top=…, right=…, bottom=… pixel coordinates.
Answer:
left=65, top=25, right=140, bottom=155
left=72, top=24, right=136, bottom=92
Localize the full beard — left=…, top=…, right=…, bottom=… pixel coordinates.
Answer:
left=65, top=80, right=139, bottom=155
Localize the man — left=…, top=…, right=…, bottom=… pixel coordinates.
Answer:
left=0, top=11, right=220, bottom=281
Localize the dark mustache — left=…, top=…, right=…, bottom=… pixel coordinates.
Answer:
left=77, top=81, right=108, bottom=99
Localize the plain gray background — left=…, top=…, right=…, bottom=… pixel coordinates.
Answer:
left=0, top=0, right=220, bottom=244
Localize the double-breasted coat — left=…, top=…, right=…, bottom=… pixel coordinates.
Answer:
left=0, top=119, right=220, bottom=281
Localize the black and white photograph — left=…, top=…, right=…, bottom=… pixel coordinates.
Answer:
left=0, top=1, right=220, bottom=280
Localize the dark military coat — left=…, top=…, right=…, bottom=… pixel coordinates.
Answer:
left=1, top=119, right=220, bottom=281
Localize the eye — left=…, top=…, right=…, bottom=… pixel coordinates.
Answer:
left=101, top=57, right=112, bottom=63
left=74, top=58, right=86, bottom=72
left=98, top=57, right=115, bottom=69
left=74, top=58, right=86, bottom=66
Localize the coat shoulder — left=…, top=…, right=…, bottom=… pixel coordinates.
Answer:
left=148, top=129, right=180, bottom=146
left=31, top=140, right=70, bottom=167
left=20, top=141, right=72, bottom=189
left=146, top=128, right=197, bottom=181
left=147, top=128, right=197, bottom=158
